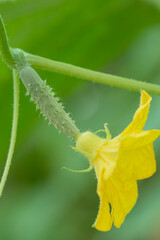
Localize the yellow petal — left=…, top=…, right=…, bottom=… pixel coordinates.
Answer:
left=122, top=91, right=152, bottom=136
left=117, top=130, right=160, bottom=180
left=106, top=171, right=138, bottom=228
left=93, top=169, right=113, bottom=231
left=121, top=130, right=160, bottom=149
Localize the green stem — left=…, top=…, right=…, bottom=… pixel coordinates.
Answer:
left=0, top=70, right=19, bottom=197
left=26, top=53, right=160, bottom=95
left=0, top=16, right=15, bottom=68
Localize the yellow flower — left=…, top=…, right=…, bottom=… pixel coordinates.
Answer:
left=75, top=90, right=160, bottom=231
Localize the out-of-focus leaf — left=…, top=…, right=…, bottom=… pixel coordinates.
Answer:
left=145, top=0, right=160, bottom=9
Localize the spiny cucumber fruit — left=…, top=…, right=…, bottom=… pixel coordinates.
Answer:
left=19, top=65, right=80, bottom=140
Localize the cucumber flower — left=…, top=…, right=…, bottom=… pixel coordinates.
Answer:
left=75, top=91, right=160, bottom=231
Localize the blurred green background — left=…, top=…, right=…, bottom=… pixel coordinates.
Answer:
left=0, top=0, right=160, bottom=239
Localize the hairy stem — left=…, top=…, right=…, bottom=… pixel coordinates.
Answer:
left=26, top=53, right=160, bottom=95
left=0, top=70, right=19, bottom=196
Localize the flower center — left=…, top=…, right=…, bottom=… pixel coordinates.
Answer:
left=76, top=131, right=105, bottom=161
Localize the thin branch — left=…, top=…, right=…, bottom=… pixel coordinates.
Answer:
left=26, top=53, right=160, bottom=96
